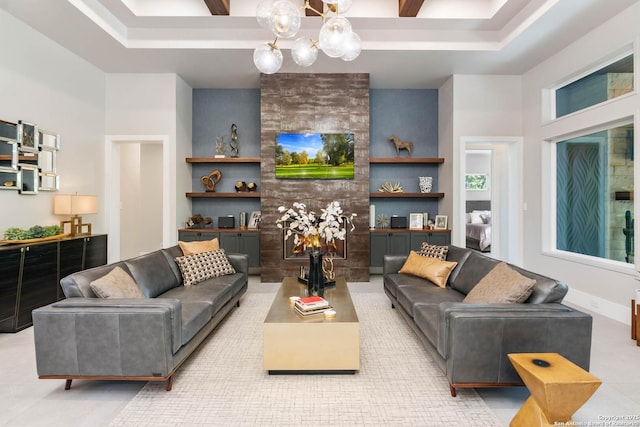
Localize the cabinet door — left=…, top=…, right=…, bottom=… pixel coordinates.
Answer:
left=219, top=233, right=240, bottom=253
left=239, top=233, right=260, bottom=268
left=17, top=243, right=58, bottom=330
left=178, top=231, right=219, bottom=242
left=410, top=232, right=430, bottom=251
left=427, top=231, right=451, bottom=246
left=369, top=233, right=389, bottom=268
left=59, top=239, right=85, bottom=299
left=0, top=247, right=22, bottom=332
left=388, top=232, right=410, bottom=256
left=84, top=235, right=108, bottom=269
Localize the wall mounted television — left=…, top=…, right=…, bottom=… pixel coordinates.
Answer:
left=275, top=133, right=355, bottom=179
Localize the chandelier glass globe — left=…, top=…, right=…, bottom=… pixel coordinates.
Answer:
left=270, top=0, right=301, bottom=39
left=322, top=0, right=353, bottom=14
left=253, top=43, right=283, bottom=74
left=291, top=38, right=319, bottom=67
left=318, top=16, right=352, bottom=58
left=256, top=0, right=275, bottom=30
left=340, top=31, right=361, bottom=61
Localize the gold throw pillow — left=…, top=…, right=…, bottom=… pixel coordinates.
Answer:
left=398, top=250, right=458, bottom=288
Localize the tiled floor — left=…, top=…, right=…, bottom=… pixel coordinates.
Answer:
left=1, top=276, right=639, bottom=426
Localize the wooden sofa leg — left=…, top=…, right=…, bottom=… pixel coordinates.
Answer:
left=65, top=379, right=72, bottom=390
left=449, top=384, right=457, bottom=397
left=166, top=375, right=173, bottom=391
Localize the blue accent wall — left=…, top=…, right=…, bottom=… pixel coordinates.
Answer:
left=190, top=87, right=440, bottom=223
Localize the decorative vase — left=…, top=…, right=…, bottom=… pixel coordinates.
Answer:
left=419, top=176, right=433, bottom=193
left=308, top=250, right=324, bottom=296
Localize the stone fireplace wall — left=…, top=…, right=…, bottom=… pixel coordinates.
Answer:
left=259, top=73, right=370, bottom=282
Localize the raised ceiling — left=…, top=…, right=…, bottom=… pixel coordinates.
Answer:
left=0, top=0, right=636, bottom=88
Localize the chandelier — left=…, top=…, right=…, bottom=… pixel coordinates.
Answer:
left=254, top=0, right=361, bottom=74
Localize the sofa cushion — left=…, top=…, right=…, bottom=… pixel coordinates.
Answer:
left=443, top=246, right=473, bottom=286
left=418, top=243, right=448, bottom=260
left=180, top=301, right=213, bottom=346
left=178, top=238, right=220, bottom=255
left=125, top=251, right=181, bottom=298
left=463, top=262, right=536, bottom=304
left=89, top=266, right=144, bottom=299
left=449, top=249, right=500, bottom=295
left=161, top=280, right=233, bottom=314
left=397, top=284, right=464, bottom=318
left=175, top=249, right=236, bottom=287
left=398, top=251, right=458, bottom=288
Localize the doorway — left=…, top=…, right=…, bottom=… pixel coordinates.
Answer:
left=105, top=135, right=171, bottom=262
left=458, top=137, right=523, bottom=264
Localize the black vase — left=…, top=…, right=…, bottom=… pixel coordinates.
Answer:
left=308, top=250, right=324, bottom=296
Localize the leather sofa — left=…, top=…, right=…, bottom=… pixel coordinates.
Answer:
left=383, top=245, right=593, bottom=397
left=32, top=245, right=248, bottom=391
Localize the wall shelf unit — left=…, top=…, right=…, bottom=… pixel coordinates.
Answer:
left=369, top=157, right=444, bottom=164
left=186, top=192, right=260, bottom=198
left=186, top=157, right=260, bottom=163
left=370, top=192, right=444, bottom=198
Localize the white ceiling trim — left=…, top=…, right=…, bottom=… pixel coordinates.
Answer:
left=68, top=0, right=557, bottom=52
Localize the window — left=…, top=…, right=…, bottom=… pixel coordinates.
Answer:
left=555, top=54, right=633, bottom=118
left=465, top=174, right=488, bottom=190
left=556, top=124, right=634, bottom=263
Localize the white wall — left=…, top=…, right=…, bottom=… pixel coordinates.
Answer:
left=0, top=9, right=105, bottom=234
left=521, top=1, right=640, bottom=323
left=439, top=75, right=523, bottom=249
left=105, top=73, right=192, bottom=258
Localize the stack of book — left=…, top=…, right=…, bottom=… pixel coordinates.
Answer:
left=294, top=296, right=332, bottom=316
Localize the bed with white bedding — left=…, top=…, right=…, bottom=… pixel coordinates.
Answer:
left=465, top=200, right=491, bottom=252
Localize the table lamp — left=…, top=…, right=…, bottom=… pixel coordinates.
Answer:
left=53, top=194, right=98, bottom=236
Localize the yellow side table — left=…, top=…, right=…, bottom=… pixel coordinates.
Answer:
left=508, top=353, right=601, bottom=427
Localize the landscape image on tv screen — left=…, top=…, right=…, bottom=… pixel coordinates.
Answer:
left=275, top=133, right=355, bottom=179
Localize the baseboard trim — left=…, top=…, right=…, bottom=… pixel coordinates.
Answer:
left=565, top=288, right=630, bottom=325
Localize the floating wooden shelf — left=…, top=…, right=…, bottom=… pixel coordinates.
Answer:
left=186, top=157, right=260, bottom=163
left=370, top=192, right=444, bottom=198
left=186, top=192, right=260, bottom=198
left=369, top=158, right=444, bottom=164
left=369, top=228, right=451, bottom=233
left=178, top=228, right=260, bottom=233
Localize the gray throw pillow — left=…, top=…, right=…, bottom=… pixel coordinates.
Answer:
left=89, top=266, right=144, bottom=299
left=463, top=262, right=536, bottom=304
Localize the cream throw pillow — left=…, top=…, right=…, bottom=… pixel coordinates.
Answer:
left=463, top=262, right=536, bottom=304
left=178, top=237, right=220, bottom=255
left=90, top=266, right=144, bottom=299
left=398, top=250, right=458, bottom=288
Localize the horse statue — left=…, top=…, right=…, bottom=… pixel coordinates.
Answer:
left=389, top=134, right=413, bottom=157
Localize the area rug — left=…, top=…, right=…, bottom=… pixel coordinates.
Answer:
left=110, top=286, right=502, bottom=426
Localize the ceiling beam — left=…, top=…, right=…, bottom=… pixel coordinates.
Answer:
left=399, top=0, right=424, bottom=17
left=305, top=0, right=324, bottom=17
left=203, top=0, right=230, bottom=15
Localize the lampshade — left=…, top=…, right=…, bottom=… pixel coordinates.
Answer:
left=54, top=194, right=98, bottom=216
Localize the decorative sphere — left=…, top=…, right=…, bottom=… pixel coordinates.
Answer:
left=340, top=31, right=361, bottom=61
left=319, top=16, right=352, bottom=58
left=322, top=0, right=352, bottom=14
left=253, top=43, right=283, bottom=74
left=291, top=38, right=318, bottom=67
left=256, top=0, right=275, bottom=30
left=270, top=0, right=301, bottom=39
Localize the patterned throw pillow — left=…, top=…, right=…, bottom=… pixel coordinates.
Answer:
left=89, top=266, right=144, bottom=298
left=418, top=243, right=449, bottom=261
left=175, top=249, right=236, bottom=286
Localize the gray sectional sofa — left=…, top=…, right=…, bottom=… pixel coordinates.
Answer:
left=32, top=245, right=248, bottom=391
left=383, top=245, right=593, bottom=397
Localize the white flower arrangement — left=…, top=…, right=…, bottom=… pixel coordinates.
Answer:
left=276, top=201, right=356, bottom=254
